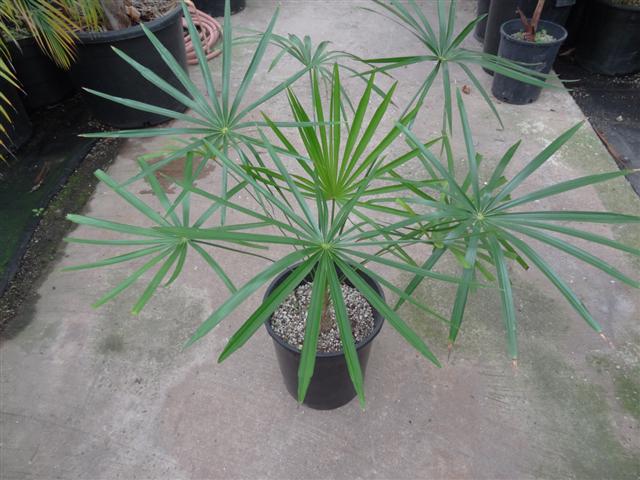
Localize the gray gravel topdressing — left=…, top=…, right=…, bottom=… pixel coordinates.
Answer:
left=270, top=282, right=375, bottom=353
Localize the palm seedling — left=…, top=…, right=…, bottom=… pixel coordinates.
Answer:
left=386, top=90, right=640, bottom=362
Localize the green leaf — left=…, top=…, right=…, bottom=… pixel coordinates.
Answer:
left=448, top=234, right=479, bottom=347
left=131, top=246, right=182, bottom=314
left=186, top=249, right=312, bottom=348
left=499, top=230, right=603, bottom=333
left=490, top=122, right=585, bottom=207
left=218, top=255, right=319, bottom=362
left=487, top=235, right=518, bottom=359
left=297, top=256, right=328, bottom=402
left=336, top=258, right=441, bottom=367
left=328, top=260, right=366, bottom=408
left=62, top=244, right=168, bottom=271
left=90, top=250, right=172, bottom=308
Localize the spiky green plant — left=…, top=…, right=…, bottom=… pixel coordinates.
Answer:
left=64, top=47, right=462, bottom=406
left=362, top=0, right=560, bottom=132
left=82, top=1, right=313, bottom=225
left=386, top=90, right=640, bottom=362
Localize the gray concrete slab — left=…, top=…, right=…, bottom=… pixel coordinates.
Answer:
left=2, top=1, right=639, bottom=479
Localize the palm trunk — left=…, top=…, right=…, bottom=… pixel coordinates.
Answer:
left=99, top=0, right=132, bottom=30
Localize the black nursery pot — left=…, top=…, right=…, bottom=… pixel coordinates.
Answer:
left=483, top=0, right=574, bottom=73
left=575, top=0, right=640, bottom=76
left=491, top=19, right=567, bottom=105
left=69, top=7, right=188, bottom=128
left=8, top=37, right=75, bottom=112
left=192, top=0, right=245, bottom=17
left=264, top=265, right=385, bottom=410
left=474, top=0, right=491, bottom=43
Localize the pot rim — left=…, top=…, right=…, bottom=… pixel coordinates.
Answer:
left=263, top=263, right=386, bottom=358
left=500, top=19, right=568, bottom=47
left=75, top=6, right=182, bottom=44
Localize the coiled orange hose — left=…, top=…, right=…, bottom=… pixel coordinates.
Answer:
left=183, top=0, right=222, bottom=64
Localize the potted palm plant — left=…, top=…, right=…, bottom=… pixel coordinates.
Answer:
left=64, top=0, right=640, bottom=409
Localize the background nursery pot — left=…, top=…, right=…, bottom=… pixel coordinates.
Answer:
left=575, top=0, right=640, bottom=76
left=8, top=37, right=75, bottom=111
left=69, top=6, right=188, bottom=128
left=264, top=265, right=385, bottom=410
left=491, top=19, right=567, bottom=104
left=193, top=0, right=245, bottom=17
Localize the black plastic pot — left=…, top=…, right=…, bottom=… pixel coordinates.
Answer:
left=575, top=0, right=640, bottom=76
left=8, top=37, right=75, bottom=112
left=491, top=19, right=567, bottom=105
left=483, top=0, right=575, bottom=65
left=192, top=0, right=245, bottom=17
left=264, top=264, right=385, bottom=410
left=0, top=80, right=32, bottom=151
left=69, top=7, right=188, bottom=128
left=474, top=0, right=491, bottom=43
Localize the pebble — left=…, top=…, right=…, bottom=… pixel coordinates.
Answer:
left=270, top=282, right=375, bottom=352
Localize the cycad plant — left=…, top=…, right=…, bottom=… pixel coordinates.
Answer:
left=389, top=90, right=640, bottom=362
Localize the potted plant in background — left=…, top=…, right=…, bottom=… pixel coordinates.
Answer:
left=0, top=0, right=102, bottom=112
left=63, top=0, right=640, bottom=409
left=69, top=0, right=189, bottom=128
left=0, top=0, right=101, bottom=154
left=491, top=0, right=567, bottom=104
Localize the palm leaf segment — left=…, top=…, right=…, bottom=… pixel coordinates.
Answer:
left=363, top=0, right=559, bottom=132
left=396, top=89, right=640, bottom=361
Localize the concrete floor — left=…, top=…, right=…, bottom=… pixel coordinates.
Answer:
left=2, top=1, right=639, bottom=479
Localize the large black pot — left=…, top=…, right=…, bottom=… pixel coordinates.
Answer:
left=474, top=0, right=491, bottom=43
left=192, top=0, right=245, bottom=17
left=69, top=7, right=188, bottom=128
left=483, top=0, right=575, bottom=65
left=492, top=19, right=567, bottom=105
left=0, top=80, right=32, bottom=151
left=264, top=264, right=385, bottom=410
left=575, top=0, right=640, bottom=76
left=8, top=37, right=75, bottom=112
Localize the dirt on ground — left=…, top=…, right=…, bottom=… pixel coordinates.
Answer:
left=0, top=137, right=122, bottom=334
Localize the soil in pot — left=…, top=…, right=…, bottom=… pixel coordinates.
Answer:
left=491, top=19, right=567, bottom=104
left=264, top=266, right=385, bottom=410
left=270, top=282, right=375, bottom=353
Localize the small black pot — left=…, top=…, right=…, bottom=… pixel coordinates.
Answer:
left=483, top=0, right=575, bottom=67
left=474, top=0, right=491, bottom=43
left=69, top=7, right=188, bottom=128
left=0, top=79, right=32, bottom=151
left=491, top=19, right=567, bottom=105
left=575, top=0, right=640, bottom=76
left=8, top=37, right=75, bottom=112
left=192, top=0, right=245, bottom=17
left=264, top=264, right=385, bottom=410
